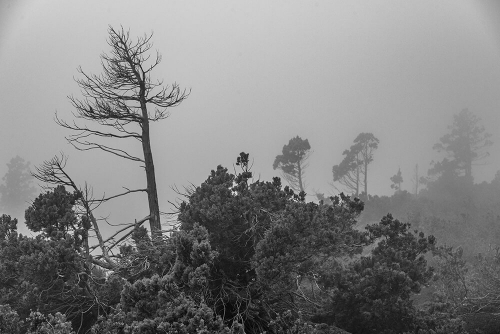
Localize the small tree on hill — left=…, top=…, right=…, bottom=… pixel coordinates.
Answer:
left=332, top=133, right=379, bottom=197
left=390, top=167, right=403, bottom=192
left=273, top=136, right=311, bottom=193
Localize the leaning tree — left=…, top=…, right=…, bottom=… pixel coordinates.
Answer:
left=273, top=136, right=311, bottom=193
left=332, top=133, right=379, bottom=197
left=56, top=26, right=189, bottom=239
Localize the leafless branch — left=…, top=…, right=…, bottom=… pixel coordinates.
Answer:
left=89, top=187, right=148, bottom=204
left=55, top=26, right=190, bottom=238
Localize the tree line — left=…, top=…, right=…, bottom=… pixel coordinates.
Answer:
left=274, top=107, right=492, bottom=200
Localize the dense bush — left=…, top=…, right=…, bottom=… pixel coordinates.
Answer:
left=0, top=153, right=485, bottom=333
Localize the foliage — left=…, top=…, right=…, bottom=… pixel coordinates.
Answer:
left=91, top=225, right=238, bottom=333
left=268, top=311, right=350, bottom=334
left=0, top=306, right=76, bottom=334
left=0, top=156, right=37, bottom=217
left=332, top=132, right=379, bottom=198
left=318, top=214, right=436, bottom=333
left=432, top=246, right=469, bottom=310
left=0, top=188, right=121, bottom=333
left=0, top=304, right=22, bottom=333
left=93, top=153, right=456, bottom=334
left=408, top=300, right=467, bottom=334
left=431, top=246, right=500, bottom=333
left=273, top=136, right=311, bottom=192
left=26, top=311, right=75, bottom=334
left=254, top=195, right=366, bottom=314
left=25, top=185, right=83, bottom=243
left=4, top=149, right=490, bottom=334
left=178, top=153, right=366, bottom=332
left=91, top=274, right=235, bottom=334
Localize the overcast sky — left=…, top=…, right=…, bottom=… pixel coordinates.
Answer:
left=1, top=1, right=499, bottom=236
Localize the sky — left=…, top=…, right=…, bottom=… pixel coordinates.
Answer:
left=1, top=0, right=500, bottom=237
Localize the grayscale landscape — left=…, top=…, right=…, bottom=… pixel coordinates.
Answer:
left=0, top=1, right=499, bottom=333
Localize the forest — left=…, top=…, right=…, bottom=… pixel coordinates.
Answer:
left=1, top=27, right=500, bottom=334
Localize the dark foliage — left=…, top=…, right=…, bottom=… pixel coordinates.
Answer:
left=315, top=215, right=437, bottom=333
left=0, top=152, right=475, bottom=334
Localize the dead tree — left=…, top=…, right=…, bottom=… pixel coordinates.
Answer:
left=56, top=26, right=189, bottom=239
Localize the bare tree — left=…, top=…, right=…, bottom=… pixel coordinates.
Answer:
left=56, top=26, right=189, bottom=239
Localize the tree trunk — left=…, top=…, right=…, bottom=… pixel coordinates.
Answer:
left=355, top=164, right=359, bottom=197
left=141, top=105, right=161, bottom=239
left=297, top=161, right=304, bottom=192
left=364, top=159, right=368, bottom=196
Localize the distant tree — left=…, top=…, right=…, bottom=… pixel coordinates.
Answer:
left=390, top=167, right=403, bottom=192
left=0, top=156, right=37, bottom=216
left=273, top=136, right=311, bottom=193
left=332, top=133, right=379, bottom=197
left=431, top=109, right=492, bottom=182
left=411, top=164, right=420, bottom=197
left=55, top=26, right=189, bottom=239
left=332, top=147, right=362, bottom=197
left=315, top=192, right=333, bottom=205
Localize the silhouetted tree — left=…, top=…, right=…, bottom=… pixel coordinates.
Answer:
left=390, top=167, right=403, bottom=192
left=273, top=136, right=311, bottom=192
left=0, top=156, right=36, bottom=216
left=177, top=153, right=366, bottom=332
left=333, top=133, right=379, bottom=197
left=56, top=26, right=189, bottom=239
left=431, top=109, right=492, bottom=182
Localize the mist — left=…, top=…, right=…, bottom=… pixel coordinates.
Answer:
left=1, top=0, right=499, bottom=239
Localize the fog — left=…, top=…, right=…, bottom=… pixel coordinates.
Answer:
left=1, top=0, right=499, bottom=237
